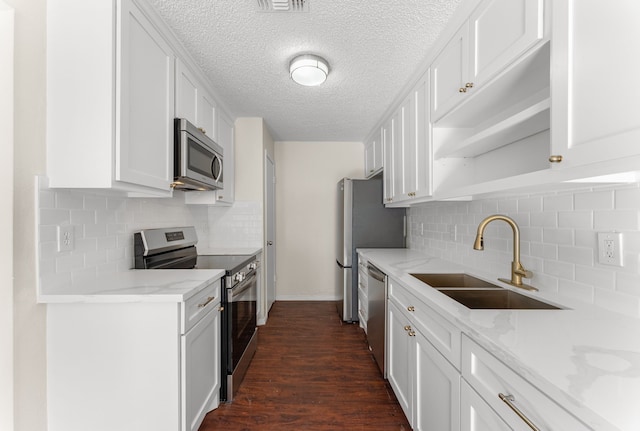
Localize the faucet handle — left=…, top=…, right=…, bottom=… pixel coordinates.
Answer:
left=515, top=267, right=533, bottom=279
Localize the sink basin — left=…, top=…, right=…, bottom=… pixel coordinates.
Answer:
left=411, top=273, right=500, bottom=289
left=439, top=289, right=561, bottom=310
left=410, top=272, right=561, bottom=310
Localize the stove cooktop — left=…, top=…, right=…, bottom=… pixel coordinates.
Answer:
left=195, top=254, right=255, bottom=273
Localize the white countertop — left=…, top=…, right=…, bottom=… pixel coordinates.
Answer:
left=358, top=248, right=640, bottom=431
left=38, top=269, right=225, bottom=304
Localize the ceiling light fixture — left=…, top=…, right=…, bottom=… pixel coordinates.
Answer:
left=289, top=54, right=329, bottom=86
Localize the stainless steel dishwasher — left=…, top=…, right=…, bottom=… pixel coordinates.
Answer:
left=366, top=263, right=387, bottom=376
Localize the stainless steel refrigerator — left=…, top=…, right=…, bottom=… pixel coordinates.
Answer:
left=335, top=177, right=405, bottom=322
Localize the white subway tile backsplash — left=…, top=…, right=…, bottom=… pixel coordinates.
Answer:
left=574, top=190, right=614, bottom=211
left=542, top=228, right=574, bottom=245
left=558, top=245, right=593, bottom=266
left=409, top=183, right=640, bottom=317
left=615, top=186, right=640, bottom=209
left=558, top=211, right=592, bottom=229
left=594, top=210, right=640, bottom=231
left=543, top=194, right=574, bottom=211
left=518, top=196, right=543, bottom=212
left=37, top=180, right=212, bottom=294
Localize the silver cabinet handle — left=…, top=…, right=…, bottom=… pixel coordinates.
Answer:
left=267, top=241, right=273, bottom=245
left=498, top=393, right=540, bottom=431
left=197, top=296, right=216, bottom=308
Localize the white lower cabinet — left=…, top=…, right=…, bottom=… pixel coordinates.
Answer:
left=387, top=299, right=413, bottom=418
left=46, top=280, right=222, bottom=431
left=461, top=335, right=591, bottom=430
left=461, top=379, right=511, bottom=431
left=387, top=277, right=461, bottom=430
left=414, top=328, right=460, bottom=431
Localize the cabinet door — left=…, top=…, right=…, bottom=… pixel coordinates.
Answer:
left=391, top=108, right=405, bottom=201
left=364, top=140, right=375, bottom=177
left=411, top=72, right=432, bottom=199
left=431, top=23, right=469, bottom=121
left=551, top=0, right=640, bottom=169
left=182, top=308, right=220, bottom=431
left=117, top=0, right=174, bottom=191
left=198, top=91, right=217, bottom=141
left=373, top=130, right=384, bottom=172
left=382, top=120, right=394, bottom=204
left=216, top=112, right=235, bottom=205
left=414, top=331, right=460, bottom=431
left=469, top=0, right=543, bottom=87
left=175, top=59, right=199, bottom=126
left=387, top=299, right=412, bottom=421
left=461, top=380, right=511, bottom=431
left=401, top=93, right=416, bottom=200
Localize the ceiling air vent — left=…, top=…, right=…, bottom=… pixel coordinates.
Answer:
left=257, top=0, right=309, bottom=12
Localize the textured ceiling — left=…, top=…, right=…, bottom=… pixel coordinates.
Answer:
left=149, top=0, right=463, bottom=141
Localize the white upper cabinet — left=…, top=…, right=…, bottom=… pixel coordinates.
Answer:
left=431, top=0, right=543, bottom=122
left=117, top=0, right=175, bottom=191
left=364, top=130, right=383, bottom=179
left=550, top=0, right=640, bottom=170
left=175, top=59, right=218, bottom=141
left=47, top=0, right=175, bottom=195
left=382, top=119, right=394, bottom=204
left=431, top=24, right=469, bottom=122
left=469, top=0, right=544, bottom=88
left=383, top=71, right=432, bottom=206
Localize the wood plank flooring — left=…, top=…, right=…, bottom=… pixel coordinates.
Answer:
left=199, top=301, right=411, bottom=431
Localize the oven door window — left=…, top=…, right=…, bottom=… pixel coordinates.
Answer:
left=228, top=273, right=257, bottom=370
left=187, top=137, right=216, bottom=179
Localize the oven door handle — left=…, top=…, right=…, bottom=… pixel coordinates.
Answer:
left=228, top=272, right=256, bottom=298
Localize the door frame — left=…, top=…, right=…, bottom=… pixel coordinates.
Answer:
left=264, top=151, right=276, bottom=317
left=0, top=3, right=15, bottom=429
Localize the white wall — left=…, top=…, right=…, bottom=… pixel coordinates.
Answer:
left=408, top=183, right=640, bottom=317
left=275, top=141, right=363, bottom=300
left=0, top=3, right=14, bottom=429
left=7, top=0, right=48, bottom=428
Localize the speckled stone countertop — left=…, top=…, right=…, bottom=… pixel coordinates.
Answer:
left=359, top=248, right=640, bottom=431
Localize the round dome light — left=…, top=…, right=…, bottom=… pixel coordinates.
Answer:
left=289, top=54, right=329, bottom=86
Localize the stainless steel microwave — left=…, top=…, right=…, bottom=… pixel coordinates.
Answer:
left=173, top=118, right=223, bottom=191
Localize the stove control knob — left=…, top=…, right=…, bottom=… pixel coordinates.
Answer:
left=249, top=262, right=257, bottom=271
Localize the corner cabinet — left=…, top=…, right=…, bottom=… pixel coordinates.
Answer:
left=47, top=0, right=175, bottom=196
left=46, top=279, right=222, bottom=431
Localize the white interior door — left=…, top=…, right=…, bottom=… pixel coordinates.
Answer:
left=265, top=153, right=276, bottom=313
left=0, top=4, right=14, bottom=430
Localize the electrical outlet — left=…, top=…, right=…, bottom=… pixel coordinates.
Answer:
left=597, top=232, right=623, bottom=266
left=57, top=225, right=75, bottom=252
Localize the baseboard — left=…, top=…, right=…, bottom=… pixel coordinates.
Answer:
left=275, top=295, right=339, bottom=301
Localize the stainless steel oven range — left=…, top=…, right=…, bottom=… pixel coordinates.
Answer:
left=134, top=226, right=258, bottom=402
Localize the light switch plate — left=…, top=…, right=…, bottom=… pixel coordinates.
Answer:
left=597, top=232, right=623, bottom=266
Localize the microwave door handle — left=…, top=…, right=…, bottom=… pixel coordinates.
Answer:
left=211, top=155, right=222, bottom=182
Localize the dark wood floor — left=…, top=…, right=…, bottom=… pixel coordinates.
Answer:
left=199, top=301, right=411, bottom=431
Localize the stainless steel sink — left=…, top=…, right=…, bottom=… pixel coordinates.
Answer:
left=410, top=273, right=561, bottom=310
left=410, top=273, right=500, bottom=289
left=438, top=289, right=560, bottom=310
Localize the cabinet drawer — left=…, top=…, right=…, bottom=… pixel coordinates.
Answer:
left=182, top=279, right=221, bottom=334
left=462, top=335, right=591, bottom=430
left=389, top=281, right=461, bottom=369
